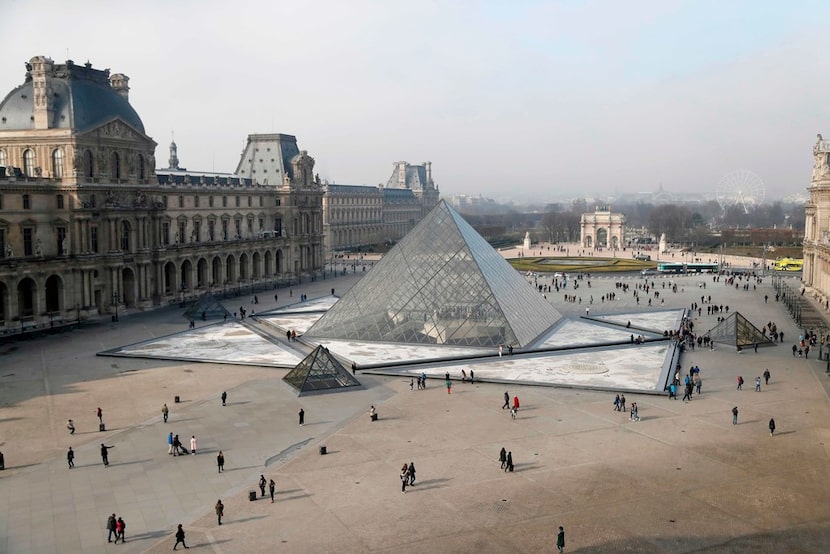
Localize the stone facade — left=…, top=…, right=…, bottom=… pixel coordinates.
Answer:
left=0, top=56, right=323, bottom=330
left=322, top=161, right=440, bottom=252
left=802, top=134, right=830, bottom=295
left=580, top=206, right=625, bottom=249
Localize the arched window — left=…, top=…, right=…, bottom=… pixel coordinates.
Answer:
left=0, top=149, right=7, bottom=167
left=84, top=150, right=94, bottom=178
left=23, top=149, right=35, bottom=177
left=111, top=152, right=120, bottom=180
left=51, top=148, right=64, bottom=178
left=138, top=154, right=145, bottom=180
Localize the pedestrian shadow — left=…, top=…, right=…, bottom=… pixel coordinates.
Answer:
left=1, top=462, right=40, bottom=470
left=125, top=529, right=170, bottom=541
left=304, top=421, right=331, bottom=426
left=0, top=417, right=23, bottom=423
left=515, top=415, right=537, bottom=420
left=740, top=419, right=760, bottom=424
left=165, top=417, right=200, bottom=423
left=279, top=492, right=313, bottom=501
left=225, top=464, right=261, bottom=472
left=276, top=488, right=304, bottom=495
left=774, top=430, right=796, bottom=436
left=190, top=539, right=232, bottom=548
left=370, top=416, right=399, bottom=421
left=409, top=478, right=451, bottom=491
left=229, top=515, right=268, bottom=524
left=112, top=458, right=153, bottom=466
left=511, top=463, right=541, bottom=473
left=227, top=401, right=251, bottom=406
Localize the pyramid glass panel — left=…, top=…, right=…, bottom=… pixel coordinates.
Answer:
left=706, top=312, right=772, bottom=347
left=306, top=201, right=562, bottom=347
left=283, top=346, right=361, bottom=394
left=182, top=293, right=231, bottom=320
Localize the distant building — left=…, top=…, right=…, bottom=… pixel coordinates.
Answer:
left=0, top=56, right=323, bottom=329
left=580, top=206, right=625, bottom=249
left=323, top=162, right=439, bottom=252
left=803, top=134, right=830, bottom=293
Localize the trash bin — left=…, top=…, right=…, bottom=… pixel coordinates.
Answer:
left=99, top=423, right=106, bottom=432
left=174, top=395, right=180, bottom=403
left=248, top=491, right=256, bottom=502
left=319, top=446, right=327, bottom=455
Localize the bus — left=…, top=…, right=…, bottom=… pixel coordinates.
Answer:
left=773, top=258, right=803, bottom=272
left=657, top=262, right=719, bottom=274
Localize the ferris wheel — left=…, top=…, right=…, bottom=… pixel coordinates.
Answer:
left=715, top=170, right=765, bottom=214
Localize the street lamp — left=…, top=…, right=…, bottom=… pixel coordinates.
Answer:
left=112, top=292, right=119, bottom=322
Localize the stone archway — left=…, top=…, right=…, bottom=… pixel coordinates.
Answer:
left=225, top=255, right=236, bottom=283
left=164, top=262, right=176, bottom=294
left=264, top=250, right=273, bottom=276
left=584, top=236, right=593, bottom=248
left=212, top=256, right=222, bottom=287
left=180, top=259, right=193, bottom=290
left=596, top=228, right=608, bottom=247
left=45, top=274, right=63, bottom=314
left=239, top=253, right=248, bottom=280
left=17, top=277, right=36, bottom=319
left=275, top=249, right=283, bottom=274
left=0, top=281, right=7, bottom=324
left=252, top=251, right=261, bottom=278
left=197, top=258, right=208, bottom=288
left=121, top=268, right=136, bottom=307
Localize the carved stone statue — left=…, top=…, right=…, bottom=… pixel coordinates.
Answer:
left=73, top=149, right=83, bottom=170
left=291, top=150, right=315, bottom=187
left=35, top=238, right=43, bottom=257
left=5, top=243, right=12, bottom=258
left=61, top=237, right=68, bottom=256
left=813, top=134, right=830, bottom=181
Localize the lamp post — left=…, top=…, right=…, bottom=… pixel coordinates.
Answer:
left=112, top=291, right=119, bottom=322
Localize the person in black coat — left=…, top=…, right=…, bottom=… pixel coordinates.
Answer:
left=499, top=447, right=507, bottom=469
left=173, top=524, right=188, bottom=549
left=505, top=451, right=513, bottom=472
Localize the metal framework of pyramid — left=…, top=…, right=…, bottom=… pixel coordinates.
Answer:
left=705, top=312, right=774, bottom=347
left=306, top=200, right=563, bottom=347
left=283, top=345, right=361, bottom=395
left=182, top=293, right=232, bottom=320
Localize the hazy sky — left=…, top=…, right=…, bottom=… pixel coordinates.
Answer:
left=2, top=0, right=827, bottom=201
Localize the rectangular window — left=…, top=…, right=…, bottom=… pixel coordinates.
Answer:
left=57, top=227, right=66, bottom=254
left=179, top=222, right=186, bottom=244
left=23, top=194, right=31, bottom=209
left=259, top=217, right=264, bottom=231
left=236, top=196, right=240, bottom=207
left=222, top=196, right=227, bottom=207
left=275, top=198, right=281, bottom=206
left=90, top=226, right=99, bottom=253
left=209, top=196, right=214, bottom=208
left=194, top=195, right=200, bottom=208
left=208, top=220, right=215, bottom=241
left=274, top=218, right=282, bottom=235
left=259, top=196, right=263, bottom=207
left=56, top=194, right=64, bottom=209
left=247, top=196, right=252, bottom=207
left=178, top=195, right=184, bottom=208
left=222, top=220, right=228, bottom=241
left=247, top=219, right=253, bottom=234
left=0, top=229, right=5, bottom=258
left=161, top=222, right=169, bottom=246
left=194, top=220, right=201, bottom=243
left=235, top=220, right=241, bottom=239
left=23, top=228, right=33, bottom=256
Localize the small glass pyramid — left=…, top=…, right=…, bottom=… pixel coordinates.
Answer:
left=283, top=345, right=361, bottom=394
left=306, top=201, right=562, bottom=347
left=182, top=293, right=232, bottom=320
left=706, top=312, right=773, bottom=347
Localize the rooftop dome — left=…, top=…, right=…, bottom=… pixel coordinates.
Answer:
left=0, top=57, right=145, bottom=134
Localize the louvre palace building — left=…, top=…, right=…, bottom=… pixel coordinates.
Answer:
left=0, top=56, right=439, bottom=330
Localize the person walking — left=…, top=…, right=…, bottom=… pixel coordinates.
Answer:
left=513, top=395, right=520, bottom=411
left=682, top=384, right=692, bottom=402
left=505, top=451, right=514, bottom=472
left=446, top=379, right=452, bottom=394
left=114, top=516, right=125, bottom=543
left=269, top=479, right=276, bottom=503
left=510, top=406, right=517, bottom=420
left=221, top=391, right=227, bottom=406
left=67, top=419, right=75, bottom=434
left=188, top=435, right=197, bottom=455
left=400, top=464, right=409, bottom=494
left=67, top=446, right=74, bottom=469
left=106, top=514, right=117, bottom=543
left=619, top=394, right=626, bottom=412
left=259, top=474, right=267, bottom=497
left=736, top=376, right=744, bottom=390
left=100, top=444, right=114, bottom=466
left=763, top=369, right=771, bottom=385
left=769, top=418, right=776, bottom=436
left=215, top=499, right=224, bottom=525
left=755, top=376, right=762, bottom=392
left=499, top=447, right=507, bottom=469
left=167, top=432, right=174, bottom=455
left=732, top=406, right=739, bottom=425
left=162, top=403, right=169, bottom=423
left=556, top=526, right=565, bottom=554
left=613, top=394, right=620, bottom=411
left=173, top=524, right=189, bottom=550
left=217, top=451, right=225, bottom=473
left=470, top=369, right=475, bottom=384
left=407, top=462, right=416, bottom=486
left=298, top=408, right=305, bottom=426
left=502, top=391, right=510, bottom=409
left=695, top=376, right=702, bottom=395
left=96, top=407, right=103, bottom=425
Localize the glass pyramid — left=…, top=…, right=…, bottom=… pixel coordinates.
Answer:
left=283, top=345, right=361, bottom=395
left=706, top=312, right=773, bottom=347
left=182, top=293, right=231, bottom=320
left=306, top=201, right=562, bottom=347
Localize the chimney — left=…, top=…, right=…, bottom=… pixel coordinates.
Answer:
left=109, top=73, right=130, bottom=102
left=425, top=161, right=432, bottom=184
left=397, top=161, right=406, bottom=187
left=29, top=56, right=54, bottom=129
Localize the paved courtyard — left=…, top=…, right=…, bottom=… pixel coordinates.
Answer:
left=1, top=266, right=829, bottom=553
